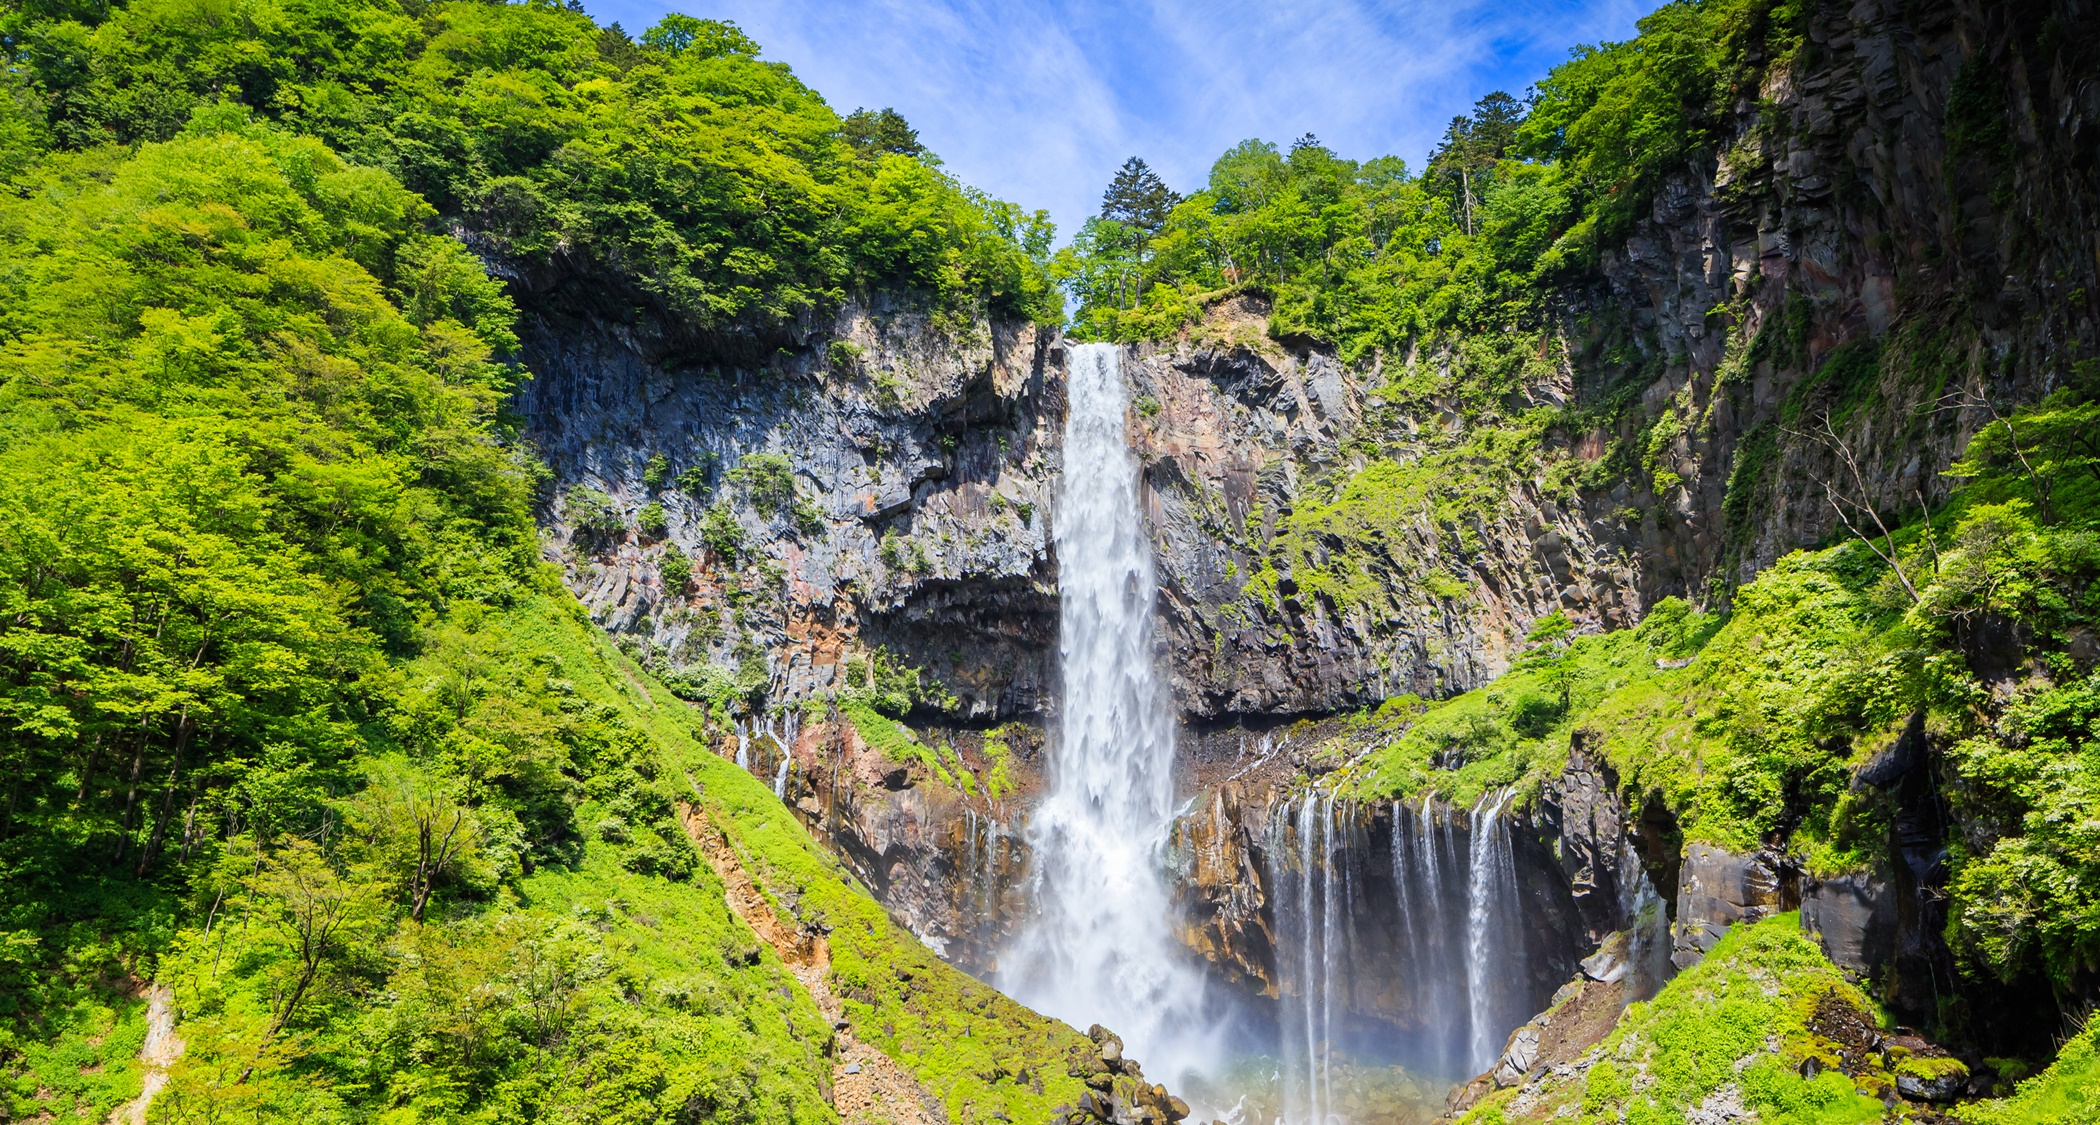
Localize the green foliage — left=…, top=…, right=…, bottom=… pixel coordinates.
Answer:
left=1958, top=1015, right=2100, bottom=1125
left=658, top=547, right=691, bottom=594
left=727, top=453, right=797, bottom=515
left=1337, top=380, right=2100, bottom=994
left=1054, top=1, right=1797, bottom=354
left=979, top=726, right=1018, bottom=801
left=1342, top=598, right=1718, bottom=809
left=680, top=704, right=1093, bottom=1124
left=675, top=455, right=717, bottom=498
left=698, top=503, right=745, bottom=568
left=7, top=0, right=1060, bottom=333
left=0, top=103, right=1040, bottom=1125
left=840, top=107, right=925, bottom=159
left=636, top=501, right=669, bottom=538
left=1945, top=672, right=2100, bottom=985
left=566, top=485, right=625, bottom=536
left=1462, top=916, right=1887, bottom=1125
left=1100, top=156, right=1181, bottom=235
left=840, top=648, right=956, bottom=719
left=642, top=452, right=672, bottom=490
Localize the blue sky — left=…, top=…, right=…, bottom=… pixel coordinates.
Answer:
left=583, top=0, right=1664, bottom=241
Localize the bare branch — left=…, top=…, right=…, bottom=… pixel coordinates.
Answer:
left=1784, top=416, right=1921, bottom=603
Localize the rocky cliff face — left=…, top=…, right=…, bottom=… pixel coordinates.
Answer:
left=514, top=2, right=2099, bottom=733
left=505, top=0, right=2099, bottom=1087
left=514, top=297, right=1066, bottom=721
left=1110, top=0, right=2100, bottom=723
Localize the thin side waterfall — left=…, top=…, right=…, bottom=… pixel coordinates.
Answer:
left=1391, top=796, right=1465, bottom=1079
left=1271, top=791, right=1349, bottom=1125
left=1001, top=342, right=1212, bottom=1080
left=1465, top=788, right=1521, bottom=1074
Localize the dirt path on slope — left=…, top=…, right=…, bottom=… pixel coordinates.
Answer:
left=677, top=804, right=948, bottom=1125
left=108, top=981, right=183, bottom=1125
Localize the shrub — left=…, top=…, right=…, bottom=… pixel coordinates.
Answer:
left=637, top=502, right=669, bottom=537
left=566, top=485, right=624, bottom=536
left=699, top=504, right=745, bottom=567
left=791, top=499, right=826, bottom=538
left=658, top=547, right=691, bottom=593
left=676, top=453, right=718, bottom=497
left=728, top=453, right=797, bottom=514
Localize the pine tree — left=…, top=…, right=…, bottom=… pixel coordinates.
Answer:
left=1427, top=91, right=1525, bottom=235
left=842, top=107, right=927, bottom=158
left=1099, top=157, right=1181, bottom=234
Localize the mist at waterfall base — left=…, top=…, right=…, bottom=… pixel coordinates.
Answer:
left=997, top=343, right=1544, bottom=1125
left=1218, top=791, right=1536, bottom=1124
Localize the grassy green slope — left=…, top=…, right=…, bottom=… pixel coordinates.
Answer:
left=514, top=596, right=1100, bottom=1124
left=1458, top=915, right=1894, bottom=1125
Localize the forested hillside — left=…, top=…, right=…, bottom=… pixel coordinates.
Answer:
left=0, top=4, right=1083, bottom=1122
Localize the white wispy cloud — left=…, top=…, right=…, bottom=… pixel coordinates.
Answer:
left=586, top=0, right=1656, bottom=240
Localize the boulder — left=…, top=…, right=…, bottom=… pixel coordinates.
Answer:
left=1800, top=871, right=1896, bottom=979
left=1671, top=844, right=1788, bottom=969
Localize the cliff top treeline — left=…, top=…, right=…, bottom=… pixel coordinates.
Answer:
left=1059, top=0, right=1833, bottom=349
left=3, top=0, right=1061, bottom=338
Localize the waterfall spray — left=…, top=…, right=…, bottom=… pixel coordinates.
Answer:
left=1001, top=343, right=1211, bottom=1080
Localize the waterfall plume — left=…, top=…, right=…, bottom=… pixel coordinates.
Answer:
left=1000, top=342, right=1213, bottom=1081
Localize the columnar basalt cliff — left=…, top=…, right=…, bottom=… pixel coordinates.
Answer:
left=1109, top=0, right=2100, bottom=723
left=514, top=298, right=1067, bottom=721
left=517, top=0, right=2098, bottom=731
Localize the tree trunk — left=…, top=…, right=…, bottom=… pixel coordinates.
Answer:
left=74, top=733, right=103, bottom=804
left=112, top=730, right=149, bottom=862
left=136, top=715, right=193, bottom=876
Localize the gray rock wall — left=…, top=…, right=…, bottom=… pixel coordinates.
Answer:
left=515, top=297, right=1066, bottom=721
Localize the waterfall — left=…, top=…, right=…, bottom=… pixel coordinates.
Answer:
left=1001, top=342, right=1212, bottom=1080
left=1464, top=788, right=1521, bottom=1074
left=772, top=757, right=790, bottom=799
left=1391, top=795, right=1464, bottom=1079
left=1272, top=791, right=1349, bottom=1125
left=734, top=720, right=749, bottom=771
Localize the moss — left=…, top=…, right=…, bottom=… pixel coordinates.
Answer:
left=1893, top=1054, right=1969, bottom=1082
left=1959, top=1018, right=2100, bottom=1125
left=980, top=727, right=1019, bottom=801
left=1461, top=915, right=1887, bottom=1125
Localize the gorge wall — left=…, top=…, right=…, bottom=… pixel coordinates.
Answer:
left=518, top=0, right=2099, bottom=728
left=507, top=0, right=2100, bottom=1098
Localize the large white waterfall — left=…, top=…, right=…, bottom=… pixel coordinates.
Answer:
left=1001, top=342, right=1212, bottom=1079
